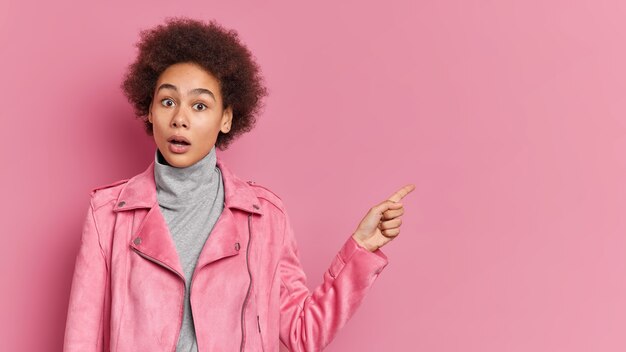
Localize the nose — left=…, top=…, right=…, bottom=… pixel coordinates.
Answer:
left=171, top=109, right=189, bottom=129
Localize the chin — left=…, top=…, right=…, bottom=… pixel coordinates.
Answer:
left=158, top=148, right=189, bottom=168
left=167, top=156, right=194, bottom=168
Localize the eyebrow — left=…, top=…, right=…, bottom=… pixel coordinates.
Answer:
left=156, top=83, right=216, bottom=101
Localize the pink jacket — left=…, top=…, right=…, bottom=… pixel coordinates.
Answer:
left=63, top=156, right=389, bottom=351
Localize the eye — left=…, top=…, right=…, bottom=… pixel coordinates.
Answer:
left=160, top=98, right=175, bottom=107
left=193, top=103, right=207, bottom=111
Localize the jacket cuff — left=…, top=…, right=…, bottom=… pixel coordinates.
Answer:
left=328, top=236, right=389, bottom=279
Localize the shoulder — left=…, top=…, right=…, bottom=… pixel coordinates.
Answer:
left=246, top=180, right=287, bottom=214
left=89, top=178, right=129, bottom=209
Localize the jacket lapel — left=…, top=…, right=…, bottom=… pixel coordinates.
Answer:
left=194, top=205, right=240, bottom=271
left=111, top=153, right=263, bottom=281
left=194, top=157, right=266, bottom=272
left=129, top=204, right=186, bottom=279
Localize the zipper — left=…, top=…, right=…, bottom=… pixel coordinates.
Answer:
left=257, top=314, right=266, bottom=352
left=240, top=214, right=253, bottom=351
left=131, top=248, right=185, bottom=352
left=189, top=271, right=198, bottom=350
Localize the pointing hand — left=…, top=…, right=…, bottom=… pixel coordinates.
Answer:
left=352, top=184, right=415, bottom=252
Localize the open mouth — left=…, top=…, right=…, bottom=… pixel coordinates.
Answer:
left=170, top=140, right=190, bottom=146
left=168, top=139, right=191, bottom=154
left=167, top=135, right=191, bottom=146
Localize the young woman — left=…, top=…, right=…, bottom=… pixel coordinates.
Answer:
left=63, top=17, right=414, bottom=352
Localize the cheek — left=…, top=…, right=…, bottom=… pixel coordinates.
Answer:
left=196, top=128, right=215, bottom=142
left=198, top=119, right=222, bottom=135
left=152, top=124, right=167, bottom=142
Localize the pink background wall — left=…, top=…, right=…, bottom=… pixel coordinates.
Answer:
left=1, top=0, right=625, bottom=351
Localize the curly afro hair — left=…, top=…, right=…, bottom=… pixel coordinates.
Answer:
left=121, top=17, right=269, bottom=150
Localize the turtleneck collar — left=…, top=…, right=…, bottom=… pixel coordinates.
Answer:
left=154, top=145, right=221, bottom=207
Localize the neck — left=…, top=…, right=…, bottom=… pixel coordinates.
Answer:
left=153, top=145, right=220, bottom=207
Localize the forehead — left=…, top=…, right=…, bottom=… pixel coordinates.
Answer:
left=156, top=62, right=221, bottom=92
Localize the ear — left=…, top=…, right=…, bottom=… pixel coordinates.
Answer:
left=148, top=101, right=153, bottom=124
left=221, top=105, right=233, bottom=133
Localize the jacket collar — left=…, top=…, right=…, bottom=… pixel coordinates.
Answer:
left=113, top=155, right=263, bottom=215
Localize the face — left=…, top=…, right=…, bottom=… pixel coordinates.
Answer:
left=148, top=62, right=232, bottom=168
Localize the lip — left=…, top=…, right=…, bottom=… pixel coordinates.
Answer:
left=168, top=141, right=191, bottom=154
left=167, top=135, right=191, bottom=144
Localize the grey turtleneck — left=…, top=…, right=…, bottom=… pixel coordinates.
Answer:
left=154, top=145, right=225, bottom=352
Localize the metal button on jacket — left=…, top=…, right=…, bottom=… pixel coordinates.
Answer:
left=118, top=201, right=126, bottom=207
left=133, top=237, right=142, bottom=245
left=234, top=242, right=241, bottom=251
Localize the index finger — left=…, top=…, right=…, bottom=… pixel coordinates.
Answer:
left=387, top=184, right=416, bottom=203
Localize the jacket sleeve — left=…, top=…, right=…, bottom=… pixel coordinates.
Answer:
left=63, top=199, right=108, bottom=352
left=278, top=208, right=389, bottom=351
